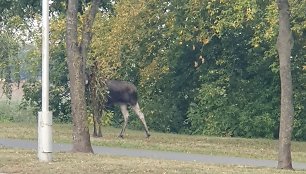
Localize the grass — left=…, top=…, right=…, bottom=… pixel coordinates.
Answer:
left=1, top=122, right=306, bottom=164
left=0, top=148, right=305, bottom=174
left=1, top=101, right=306, bottom=172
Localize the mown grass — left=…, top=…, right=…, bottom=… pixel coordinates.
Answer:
left=0, top=148, right=305, bottom=174
left=1, top=122, right=306, bottom=163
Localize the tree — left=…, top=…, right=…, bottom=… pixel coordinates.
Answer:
left=0, top=0, right=34, bottom=99
left=3, top=0, right=306, bottom=142
left=91, top=0, right=306, bottom=140
left=66, top=0, right=100, bottom=153
left=0, top=32, right=20, bottom=99
left=276, top=0, right=294, bottom=170
left=101, top=0, right=282, bottom=135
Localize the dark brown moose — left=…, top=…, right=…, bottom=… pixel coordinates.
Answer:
left=92, top=80, right=150, bottom=138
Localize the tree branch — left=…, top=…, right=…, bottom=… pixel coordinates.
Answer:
left=80, top=0, right=101, bottom=74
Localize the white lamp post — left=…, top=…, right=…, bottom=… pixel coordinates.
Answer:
left=38, top=0, right=52, bottom=162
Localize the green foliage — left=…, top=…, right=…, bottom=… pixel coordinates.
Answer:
left=20, top=15, right=72, bottom=123
left=99, top=0, right=306, bottom=140
left=0, top=101, right=35, bottom=123
left=0, top=32, right=21, bottom=99
left=21, top=81, right=71, bottom=123
left=2, top=0, right=306, bottom=141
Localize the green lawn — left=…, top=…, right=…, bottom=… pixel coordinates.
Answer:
left=1, top=122, right=306, bottom=163
left=0, top=148, right=305, bottom=174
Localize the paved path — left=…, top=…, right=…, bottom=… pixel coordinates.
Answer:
left=1, top=138, right=306, bottom=170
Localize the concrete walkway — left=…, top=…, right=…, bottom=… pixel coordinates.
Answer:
left=1, top=138, right=306, bottom=170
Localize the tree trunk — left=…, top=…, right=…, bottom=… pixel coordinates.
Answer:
left=276, top=0, right=294, bottom=170
left=66, top=0, right=100, bottom=153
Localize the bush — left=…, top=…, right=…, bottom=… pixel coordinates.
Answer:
left=0, top=101, right=36, bottom=123
left=21, top=81, right=71, bottom=123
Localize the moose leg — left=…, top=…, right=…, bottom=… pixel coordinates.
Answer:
left=119, top=104, right=129, bottom=138
left=93, top=114, right=98, bottom=137
left=93, top=113, right=102, bottom=137
left=132, top=102, right=150, bottom=138
left=96, top=115, right=102, bottom=137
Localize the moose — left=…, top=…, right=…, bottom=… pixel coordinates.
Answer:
left=91, top=79, right=150, bottom=138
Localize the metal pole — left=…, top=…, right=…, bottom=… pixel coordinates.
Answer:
left=38, top=0, right=52, bottom=162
